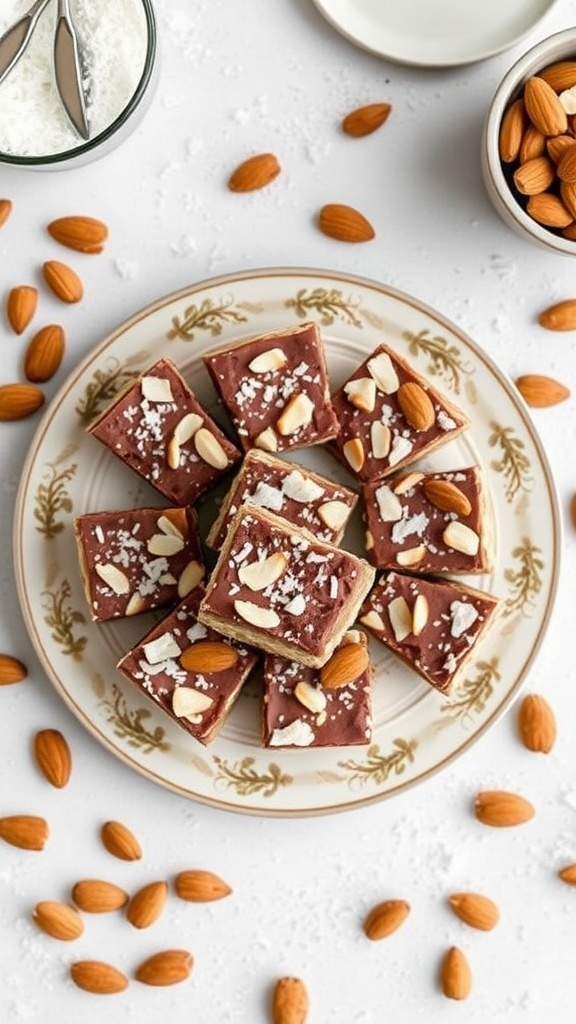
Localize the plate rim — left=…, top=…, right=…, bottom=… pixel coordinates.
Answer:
left=12, top=265, right=563, bottom=817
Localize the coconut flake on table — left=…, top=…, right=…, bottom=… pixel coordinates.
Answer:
left=0, top=0, right=149, bottom=156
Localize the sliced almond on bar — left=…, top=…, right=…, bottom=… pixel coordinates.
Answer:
left=194, top=428, right=229, bottom=469
left=443, top=520, right=480, bottom=556
left=294, top=680, right=327, bottom=714
left=276, top=393, right=314, bottom=435
left=248, top=348, right=287, bottom=373
left=234, top=600, right=280, bottom=629
left=393, top=471, right=424, bottom=494
left=125, top=592, right=146, bottom=615
left=238, top=551, right=288, bottom=591
left=95, top=563, right=130, bottom=595
left=375, top=484, right=403, bottom=521
left=343, top=437, right=365, bottom=473
left=387, top=595, right=412, bottom=641
left=396, top=544, right=426, bottom=567
left=412, top=593, right=429, bottom=636
left=367, top=351, right=399, bottom=393
left=254, top=427, right=278, bottom=452
left=317, top=500, right=350, bottom=531
left=360, top=609, right=385, bottom=631
left=177, top=560, right=204, bottom=597
left=172, top=687, right=214, bottom=720
left=174, top=412, right=203, bottom=443
left=344, top=376, right=377, bottom=412
left=141, top=376, right=174, bottom=403
left=157, top=515, right=184, bottom=538
left=147, top=533, right=185, bottom=556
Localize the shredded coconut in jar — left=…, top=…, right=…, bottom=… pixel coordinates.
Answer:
left=0, top=0, right=149, bottom=156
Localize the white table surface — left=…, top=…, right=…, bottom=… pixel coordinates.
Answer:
left=2, top=1, right=576, bottom=1020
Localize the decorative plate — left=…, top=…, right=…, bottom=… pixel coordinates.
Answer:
left=13, top=268, right=560, bottom=816
left=310, top=0, right=558, bottom=67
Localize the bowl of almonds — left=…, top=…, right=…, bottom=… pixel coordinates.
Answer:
left=482, top=28, right=576, bottom=255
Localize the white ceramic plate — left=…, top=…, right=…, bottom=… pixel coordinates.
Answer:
left=310, top=0, right=559, bottom=67
left=14, top=268, right=560, bottom=816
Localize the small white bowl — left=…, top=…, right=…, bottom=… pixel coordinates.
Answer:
left=482, top=28, right=576, bottom=256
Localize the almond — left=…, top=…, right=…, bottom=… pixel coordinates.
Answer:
left=71, top=879, right=129, bottom=913
left=320, top=642, right=370, bottom=690
left=47, top=215, right=109, bottom=254
left=33, top=728, right=72, bottom=788
left=558, top=864, right=576, bottom=885
left=517, top=693, right=556, bottom=753
left=423, top=478, right=472, bottom=516
left=557, top=143, right=576, bottom=181
left=515, top=373, right=570, bottom=407
left=513, top=155, right=556, bottom=194
left=0, top=814, right=49, bottom=850
left=32, top=900, right=84, bottom=940
left=538, top=298, right=576, bottom=330
left=560, top=180, right=576, bottom=219
left=42, top=260, right=83, bottom=303
left=0, top=198, right=12, bottom=227
left=519, top=124, right=546, bottom=163
left=24, top=324, right=65, bottom=383
left=448, top=892, right=500, bottom=931
left=126, top=880, right=168, bottom=929
left=238, top=551, right=288, bottom=591
left=174, top=869, right=232, bottom=902
left=343, top=436, right=365, bottom=473
left=0, top=383, right=44, bottom=421
left=526, top=191, right=573, bottom=227
left=180, top=641, right=239, bottom=673
left=135, top=949, right=194, bottom=987
left=234, top=599, right=280, bottom=629
left=363, top=898, right=410, bottom=940
left=6, top=285, right=37, bottom=334
left=440, top=946, right=472, bottom=1000
left=272, top=976, right=309, bottom=1024
left=547, top=133, right=576, bottom=163
left=318, top=203, right=375, bottom=242
left=276, top=392, right=315, bottom=435
left=70, top=960, right=128, bottom=994
left=100, top=819, right=142, bottom=861
left=499, top=98, right=525, bottom=162
left=342, top=102, right=391, bottom=137
left=0, top=653, right=27, bottom=684
left=539, top=61, right=576, bottom=93
left=474, top=789, right=535, bottom=827
left=524, top=76, right=568, bottom=136
left=397, top=381, right=435, bottom=430
left=227, top=152, right=281, bottom=192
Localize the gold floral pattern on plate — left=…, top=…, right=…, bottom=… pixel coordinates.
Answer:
left=13, top=269, right=561, bottom=816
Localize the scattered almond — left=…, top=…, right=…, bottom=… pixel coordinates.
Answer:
left=228, top=152, right=281, bottom=192
left=524, top=76, right=568, bottom=136
left=0, top=383, right=45, bottom=421
left=71, top=879, right=129, bottom=913
left=24, top=324, right=65, bottom=383
left=558, top=863, right=576, bottom=885
left=440, top=946, right=472, bottom=1000
left=135, top=949, right=194, bottom=987
left=518, top=124, right=546, bottom=164
left=525, top=192, right=573, bottom=228
left=474, top=789, right=535, bottom=827
left=47, top=215, right=109, bottom=254
left=517, top=693, right=556, bottom=753
left=0, top=198, right=13, bottom=227
left=320, top=642, right=369, bottom=689
left=448, top=892, right=500, bottom=931
left=318, top=203, right=375, bottom=242
left=100, top=819, right=142, bottom=861
left=423, top=479, right=471, bottom=516
left=513, top=155, right=556, bottom=194
left=557, top=143, right=576, bottom=181
left=126, top=880, right=168, bottom=929
left=174, top=869, right=232, bottom=902
left=32, top=900, right=84, bottom=940
left=6, top=285, right=37, bottom=334
left=499, top=98, right=525, bottom=163
left=363, top=898, right=410, bottom=940
left=538, top=298, right=576, bottom=330
left=33, top=728, right=72, bottom=788
left=272, top=976, right=309, bottom=1024
left=180, top=641, right=239, bottom=673
left=547, top=133, right=576, bottom=163
left=0, top=814, right=49, bottom=850
left=515, top=373, right=570, bottom=407
left=70, top=959, right=128, bottom=994
left=42, top=260, right=83, bottom=303
left=539, top=61, right=576, bottom=93
left=342, top=102, right=391, bottom=137
left=0, top=653, right=27, bottom=684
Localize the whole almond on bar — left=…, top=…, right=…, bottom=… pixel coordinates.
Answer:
left=448, top=892, right=500, bottom=931
left=526, top=192, right=573, bottom=227
left=538, top=298, right=576, bottom=330
left=440, top=946, right=472, bottom=1000
left=126, top=880, right=168, bottom=929
left=0, top=814, right=49, bottom=850
left=423, top=479, right=471, bottom=517
left=42, top=260, right=83, bottom=303
left=174, top=869, right=232, bottom=902
left=0, top=198, right=12, bottom=227
left=517, top=693, right=556, bottom=753
left=47, top=215, right=108, bottom=253
left=33, top=728, right=72, bottom=788
left=474, top=789, right=535, bottom=827
left=6, top=285, right=37, bottom=334
left=397, top=381, right=435, bottom=430
left=320, top=642, right=369, bottom=689
left=272, top=976, right=309, bottom=1024
left=515, top=373, right=570, bottom=407
left=32, top=900, right=84, bottom=940
left=72, top=879, right=129, bottom=912
left=318, top=203, right=375, bottom=242
left=513, top=155, right=555, bottom=195
left=70, top=960, right=128, bottom=994
left=135, top=949, right=194, bottom=987
left=100, top=819, right=142, bottom=860
left=0, top=383, right=45, bottom=422
left=524, top=76, right=568, bottom=136
left=558, top=864, right=576, bottom=885
left=539, top=61, right=576, bottom=93
left=363, top=898, right=410, bottom=940
left=180, top=641, right=239, bottom=673
left=24, top=324, right=65, bottom=383
left=499, top=98, right=525, bottom=162
left=342, top=102, right=391, bottom=137
left=228, top=152, right=281, bottom=192
left=0, top=653, right=27, bottom=684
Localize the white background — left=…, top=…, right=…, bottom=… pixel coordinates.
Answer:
left=1, top=1, right=576, bottom=1021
